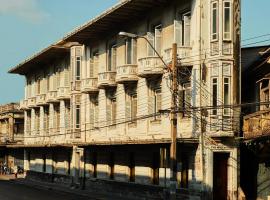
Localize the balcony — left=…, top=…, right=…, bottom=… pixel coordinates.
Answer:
left=57, top=87, right=71, bottom=100
left=36, top=94, right=47, bottom=106
left=116, top=64, right=138, bottom=83
left=46, top=91, right=59, bottom=103
left=243, top=109, right=270, bottom=139
left=19, top=99, right=28, bottom=110
left=138, top=56, right=163, bottom=78
left=98, top=71, right=116, bottom=88
left=164, top=46, right=192, bottom=66
left=81, top=78, right=99, bottom=93
left=28, top=97, right=37, bottom=108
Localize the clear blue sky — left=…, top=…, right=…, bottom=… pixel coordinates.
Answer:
left=0, top=0, right=269, bottom=104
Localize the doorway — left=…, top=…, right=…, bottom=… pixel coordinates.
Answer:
left=213, top=152, right=229, bottom=200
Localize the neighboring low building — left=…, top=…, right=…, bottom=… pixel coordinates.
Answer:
left=9, top=0, right=241, bottom=199
left=241, top=45, right=270, bottom=200
left=0, top=103, right=24, bottom=172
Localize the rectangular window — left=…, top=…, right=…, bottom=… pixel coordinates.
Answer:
left=65, top=102, right=70, bottom=129
left=44, top=106, right=49, bottom=135
left=265, top=90, right=269, bottom=108
left=126, top=39, right=137, bottom=65
left=106, top=90, right=117, bottom=126
left=108, top=45, right=117, bottom=71
left=148, top=80, right=162, bottom=120
left=223, top=77, right=230, bottom=115
left=35, top=109, right=40, bottom=134
left=90, top=95, right=99, bottom=128
left=147, top=25, right=162, bottom=56
left=180, top=82, right=192, bottom=117
left=223, top=2, right=232, bottom=40
left=93, top=52, right=99, bottom=77
left=211, top=2, right=218, bottom=41
left=75, top=105, right=80, bottom=129
left=212, top=78, right=218, bottom=115
left=76, top=56, right=81, bottom=80
left=183, top=12, right=191, bottom=46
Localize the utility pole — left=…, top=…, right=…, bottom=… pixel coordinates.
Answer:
left=170, top=43, right=178, bottom=200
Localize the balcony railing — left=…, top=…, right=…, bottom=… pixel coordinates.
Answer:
left=57, top=86, right=71, bottom=100
left=98, top=71, right=116, bottom=88
left=138, top=56, right=163, bottom=77
left=36, top=94, right=47, bottom=106
left=164, top=46, right=192, bottom=66
left=0, top=103, right=20, bottom=113
left=116, top=64, right=138, bottom=83
left=28, top=97, right=37, bottom=108
left=46, top=91, right=58, bottom=103
left=243, top=109, right=270, bottom=139
left=81, top=78, right=99, bottom=93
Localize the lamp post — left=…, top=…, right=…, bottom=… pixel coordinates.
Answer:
left=119, top=32, right=178, bottom=200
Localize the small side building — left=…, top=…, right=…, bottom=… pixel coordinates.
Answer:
left=241, top=45, right=270, bottom=200
left=0, top=103, right=24, bottom=172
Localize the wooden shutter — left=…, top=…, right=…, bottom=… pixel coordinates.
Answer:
left=147, top=32, right=155, bottom=56
left=132, top=95, right=137, bottom=120
left=90, top=57, right=94, bottom=78
left=174, top=20, right=182, bottom=46
left=126, top=96, right=131, bottom=121
left=112, top=100, right=116, bottom=125
left=132, top=39, right=137, bottom=64
left=155, top=27, right=162, bottom=55
left=184, top=15, right=191, bottom=46
left=94, top=104, right=99, bottom=127
left=112, top=47, right=117, bottom=71
left=106, top=103, right=112, bottom=126
left=148, top=92, right=154, bottom=115
left=156, top=90, right=162, bottom=113
left=64, top=68, right=70, bottom=86
left=90, top=107, right=95, bottom=129
left=94, top=54, right=99, bottom=77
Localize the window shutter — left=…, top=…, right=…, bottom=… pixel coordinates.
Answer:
left=174, top=20, right=182, bottom=46
left=156, top=91, right=162, bottom=112
left=94, top=105, right=99, bottom=127
left=112, top=101, right=117, bottom=124
left=184, top=15, right=191, bottom=46
left=126, top=97, right=131, bottom=121
left=90, top=107, right=95, bottom=129
left=155, top=27, right=162, bottom=55
left=112, top=47, right=117, bottom=71
left=132, top=39, right=137, bottom=64
left=90, top=58, right=94, bottom=78
left=148, top=93, right=154, bottom=115
left=106, top=104, right=112, bottom=126
left=64, top=68, right=70, bottom=86
left=179, top=90, right=184, bottom=113
left=94, top=54, right=99, bottom=77
left=147, top=32, right=155, bottom=56
left=132, top=96, right=137, bottom=120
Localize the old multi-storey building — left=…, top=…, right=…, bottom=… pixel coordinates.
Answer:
left=0, top=103, right=24, bottom=172
left=9, top=0, right=240, bottom=199
left=241, top=45, right=270, bottom=200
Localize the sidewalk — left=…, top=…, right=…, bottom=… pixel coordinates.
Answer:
left=0, top=175, right=140, bottom=200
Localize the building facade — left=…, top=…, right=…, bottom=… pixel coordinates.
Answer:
left=241, top=45, right=270, bottom=200
left=9, top=0, right=241, bottom=199
left=0, top=103, right=24, bottom=172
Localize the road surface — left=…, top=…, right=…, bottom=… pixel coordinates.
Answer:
left=0, top=179, right=93, bottom=200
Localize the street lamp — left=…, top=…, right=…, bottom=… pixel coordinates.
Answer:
left=118, top=31, right=178, bottom=200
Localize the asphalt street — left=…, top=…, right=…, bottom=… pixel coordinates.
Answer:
left=0, top=179, right=93, bottom=200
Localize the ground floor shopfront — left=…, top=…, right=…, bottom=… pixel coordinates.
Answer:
left=20, top=141, right=238, bottom=200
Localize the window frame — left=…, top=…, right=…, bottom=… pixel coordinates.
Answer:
left=75, top=56, right=81, bottom=81
left=212, top=77, right=218, bottom=115
left=223, top=1, right=232, bottom=41
left=223, top=76, right=231, bottom=116
left=211, top=1, right=219, bottom=42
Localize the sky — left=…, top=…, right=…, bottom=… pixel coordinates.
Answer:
left=0, top=0, right=269, bottom=104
